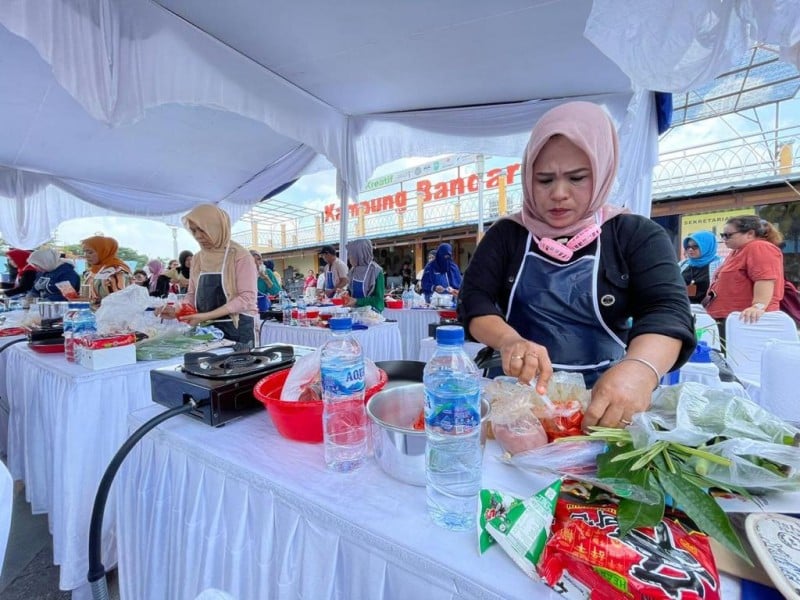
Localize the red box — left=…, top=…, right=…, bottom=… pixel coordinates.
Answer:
left=254, top=368, right=388, bottom=443
left=385, top=299, right=403, bottom=309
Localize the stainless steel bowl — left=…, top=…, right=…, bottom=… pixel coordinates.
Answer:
left=366, top=383, right=490, bottom=487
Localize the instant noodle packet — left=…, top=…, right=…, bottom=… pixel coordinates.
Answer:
left=484, top=479, right=562, bottom=577
left=538, top=498, right=721, bottom=600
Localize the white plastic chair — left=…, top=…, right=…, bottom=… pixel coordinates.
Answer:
left=693, top=309, right=721, bottom=350
left=725, top=311, right=799, bottom=400
left=0, top=460, right=12, bottom=573
left=759, top=340, right=800, bottom=425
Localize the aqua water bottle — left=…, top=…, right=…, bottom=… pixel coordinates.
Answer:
left=320, top=317, right=367, bottom=472
left=423, top=325, right=482, bottom=530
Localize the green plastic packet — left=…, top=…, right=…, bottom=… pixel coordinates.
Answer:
left=477, top=489, right=522, bottom=554
left=485, top=479, right=562, bottom=577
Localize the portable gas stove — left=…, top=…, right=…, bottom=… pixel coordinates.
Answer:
left=151, top=344, right=301, bottom=426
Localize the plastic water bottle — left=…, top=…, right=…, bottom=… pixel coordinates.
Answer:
left=280, top=292, right=292, bottom=325
left=296, top=296, right=307, bottom=327
left=320, top=317, right=368, bottom=472
left=402, top=285, right=414, bottom=309
left=62, top=302, right=86, bottom=362
left=423, top=325, right=482, bottom=530
left=71, top=304, right=97, bottom=363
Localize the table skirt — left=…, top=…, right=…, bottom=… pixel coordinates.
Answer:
left=5, top=344, right=170, bottom=591
left=382, top=308, right=440, bottom=360
left=261, top=322, right=402, bottom=362
left=116, top=405, right=560, bottom=600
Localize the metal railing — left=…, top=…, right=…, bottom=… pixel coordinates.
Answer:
left=233, top=126, right=800, bottom=250
left=234, top=186, right=525, bottom=250
left=652, top=125, right=799, bottom=196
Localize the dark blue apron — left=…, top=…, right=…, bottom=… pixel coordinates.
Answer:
left=349, top=264, right=374, bottom=299
left=324, top=269, right=335, bottom=296
left=506, top=233, right=625, bottom=387
left=195, top=271, right=255, bottom=350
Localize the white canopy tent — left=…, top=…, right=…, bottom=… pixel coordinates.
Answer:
left=0, top=0, right=798, bottom=250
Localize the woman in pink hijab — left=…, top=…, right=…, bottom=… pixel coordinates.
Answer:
left=458, top=101, right=694, bottom=429
left=146, top=259, right=171, bottom=298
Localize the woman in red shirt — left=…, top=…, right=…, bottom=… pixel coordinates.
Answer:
left=705, top=215, right=784, bottom=337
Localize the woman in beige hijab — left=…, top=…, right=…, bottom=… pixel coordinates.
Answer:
left=158, top=204, right=258, bottom=348
left=458, top=101, right=694, bottom=429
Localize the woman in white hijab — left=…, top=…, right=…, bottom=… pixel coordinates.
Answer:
left=345, top=238, right=385, bottom=313
left=28, top=248, right=81, bottom=302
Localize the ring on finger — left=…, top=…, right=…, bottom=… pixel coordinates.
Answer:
left=510, top=354, right=523, bottom=360
left=620, top=418, right=632, bottom=426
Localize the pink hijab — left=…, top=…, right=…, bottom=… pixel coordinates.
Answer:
left=147, top=259, right=164, bottom=293
left=511, top=101, right=627, bottom=239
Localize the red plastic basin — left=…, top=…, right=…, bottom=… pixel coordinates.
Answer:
left=253, top=368, right=388, bottom=443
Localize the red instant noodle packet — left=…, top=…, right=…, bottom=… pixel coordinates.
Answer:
left=538, top=498, right=720, bottom=600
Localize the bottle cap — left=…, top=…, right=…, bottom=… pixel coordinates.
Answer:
left=436, top=325, right=464, bottom=345
left=329, top=316, right=352, bottom=331
left=690, top=340, right=712, bottom=363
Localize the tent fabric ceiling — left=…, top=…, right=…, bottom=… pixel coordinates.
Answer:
left=0, top=0, right=797, bottom=249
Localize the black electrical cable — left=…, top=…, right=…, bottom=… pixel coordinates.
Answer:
left=87, top=398, right=208, bottom=599
left=0, top=337, right=27, bottom=354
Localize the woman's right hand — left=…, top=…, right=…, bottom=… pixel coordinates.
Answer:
left=154, top=304, right=177, bottom=319
left=497, top=334, right=553, bottom=394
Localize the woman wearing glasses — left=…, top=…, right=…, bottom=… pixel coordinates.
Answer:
left=705, top=215, right=784, bottom=332
left=679, top=231, right=723, bottom=304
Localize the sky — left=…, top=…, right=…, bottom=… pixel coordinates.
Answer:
left=33, top=93, right=800, bottom=259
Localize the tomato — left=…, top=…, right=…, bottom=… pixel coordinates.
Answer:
left=411, top=409, right=425, bottom=430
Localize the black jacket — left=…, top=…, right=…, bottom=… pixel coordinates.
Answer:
left=148, top=274, right=172, bottom=298
left=458, top=215, right=696, bottom=372
left=4, top=269, right=37, bottom=297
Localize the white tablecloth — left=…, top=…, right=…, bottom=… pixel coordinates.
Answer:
left=260, top=321, right=402, bottom=362
left=117, top=407, right=745, bottom=600
left=383, top=308, right=441, bottom=360
left=0, top=309, right=32, bottom=457
left=418, top=337, right=486, bottom=363
left=115, top=404, right=562, bottom=600
left=4, top=344, right=173, bottom=593
left=0, top=334, right=27, bottom=457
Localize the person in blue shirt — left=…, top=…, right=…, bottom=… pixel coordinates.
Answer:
left=679, top=231, right=723, bottom=304
left=28, top=248, right=81, bottom=301
left=421, top=243, right=462, bottom=303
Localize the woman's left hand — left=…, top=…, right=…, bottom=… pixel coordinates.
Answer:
left=583, top=362, right=655, bottom=429
left=346, top=297, right=357, bottom=307
left=739, top=305, right=765, bottom=324
left=178, top=312, right=210, bottom=327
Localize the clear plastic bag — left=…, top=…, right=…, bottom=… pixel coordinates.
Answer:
left=280, top=350, right=382, bottom=402
left=629, top=382, right=800, bottom=492
left=484, top=372, right=590, bottom=442
left=484, top=378, right=548, bottom=454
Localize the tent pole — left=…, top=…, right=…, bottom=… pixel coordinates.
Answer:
left=476, top=154, right=485, bottom=242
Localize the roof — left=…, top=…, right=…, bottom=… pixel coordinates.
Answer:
left=0, top=0, right=797, bottom=249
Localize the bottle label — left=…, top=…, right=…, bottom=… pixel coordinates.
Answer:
left=321, top=364, right=365, bottom=396
left=425, top=387, right=480, bottom=434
